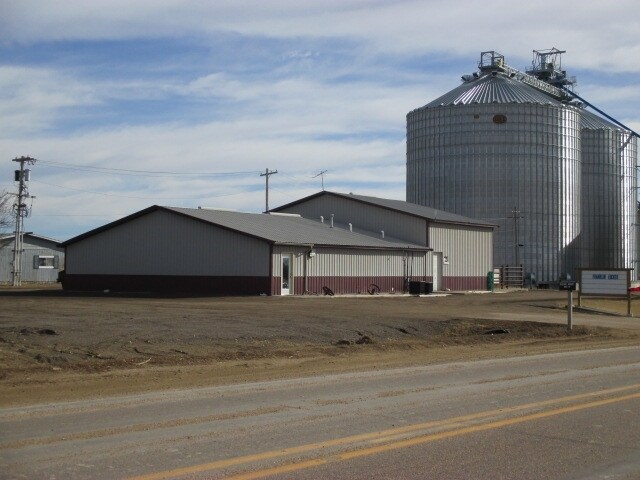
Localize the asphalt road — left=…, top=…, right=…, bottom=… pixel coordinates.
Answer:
left=1, top=346, right=639, bottom=479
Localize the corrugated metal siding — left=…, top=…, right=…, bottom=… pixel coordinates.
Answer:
left=63, top=274, right=270, bottom=295
left=66, top=209, right=270, bottom=276
left=22, top=248, right=64, bottom=282
left=272, top=246, right=427, bottom=277
left=272, top=245, right=428, bottom=294
left=0, top=242, right=13, bottom=282
left=429, top=223, right=493, bottom=277
left=276, top=195, right=427, bottom=246
left=581, top=128, right=637, bottom=271
left=301, top=276, right=407, bottom=295
left=441, top=276, right=487, bottom=291
left=0, top=239, right=64, bottom=283
left=308, top=248, right=426, bottom=277
left=407, top=102, right=582, bottom=283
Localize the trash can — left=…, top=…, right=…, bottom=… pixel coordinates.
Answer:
left=409, top=281, right=422, bottom=294
left=487, top=271, right=494, bottom=292
left=409, top=281, right=430, bottom=295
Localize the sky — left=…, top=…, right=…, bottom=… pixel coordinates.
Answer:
left=1, top=0, right=639, bottom=241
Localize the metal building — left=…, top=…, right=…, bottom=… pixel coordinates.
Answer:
left=60, top=205, right=430, bottom=295
left=272, top=191, right=495, bottom=291
left=407, top=49, right=638, bottom=283
left=0, top=233, right=64, bottom=283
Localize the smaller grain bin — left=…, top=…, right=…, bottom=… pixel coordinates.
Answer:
left=580, top=109, right=637, bottom=271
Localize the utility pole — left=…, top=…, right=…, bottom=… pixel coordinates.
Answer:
left=260, top=168, right=277, bottom=212
left=12, top=156, right=37, bottom=287
left=313, top=170, right=328, bottom=191
left=510, top=206, right=523, bottom=266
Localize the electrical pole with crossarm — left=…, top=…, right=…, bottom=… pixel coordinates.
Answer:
left=11, top=156, right=37, bottom=286
left=510, top=206, right=523, bottom=266
left=260, top=168, right=278, bottom=212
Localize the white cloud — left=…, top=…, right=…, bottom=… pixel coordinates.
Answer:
left=1, top=0, right=638, bottom=240
left=0, top=110, right=408, bottom=239
left=0, top=66, right=100, bottom=136
left=2, top=1, right=639, bottom=72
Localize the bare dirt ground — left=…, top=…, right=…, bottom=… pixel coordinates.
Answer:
left=1, top=287, right=638, bottom=407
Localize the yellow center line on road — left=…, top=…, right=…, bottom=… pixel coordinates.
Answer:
left=127, top=383, right=640, bottom=480
left=228, top=391, right=640, bottom=480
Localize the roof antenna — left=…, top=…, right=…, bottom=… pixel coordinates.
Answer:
left=312, top=170, right=328, bottom=191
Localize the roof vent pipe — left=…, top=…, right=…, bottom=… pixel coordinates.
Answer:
left=381, top=230, right=385, bottom=239
left=320, top=215, right=324, bottom=224
left=330, top=214, right=334, bottom=228
left=349, top=223, right=352, bottom=232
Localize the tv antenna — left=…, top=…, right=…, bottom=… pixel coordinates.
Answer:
left=313, top=170, right=328, bottom=191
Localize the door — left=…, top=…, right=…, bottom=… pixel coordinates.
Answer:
left=432, top=252, right=443, bottom=291
left=281, top=254, right=293, bottom=295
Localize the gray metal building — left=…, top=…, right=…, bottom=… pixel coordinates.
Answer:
left=406, top=50, right=638, bottom=283
left=60, top=205, right=430, bottom=295
left=0, top=233, right=64, bottom=283
left=272, top=191, right=494, bottom=291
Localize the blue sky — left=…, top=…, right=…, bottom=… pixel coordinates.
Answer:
left=1, top=0, right=639, bottom=241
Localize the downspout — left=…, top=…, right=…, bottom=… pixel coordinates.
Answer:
left=425, top=250, right=428, bottom=282
left=304, top=252, right=308, bottom=294
left=268, top=242, right=274, bottom=295
left=425, top=221, right=430, bottom=283
left=425, top=221, right=430, bottom=248
left=304, top=244, right=314, bottom=295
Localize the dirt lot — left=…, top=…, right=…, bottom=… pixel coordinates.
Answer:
left=1, top=287, right=638, bottom=406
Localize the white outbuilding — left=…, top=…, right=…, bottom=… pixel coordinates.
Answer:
left=272, top=192, right=495, bottom=291
left=0, top=233, right=64, bottom=284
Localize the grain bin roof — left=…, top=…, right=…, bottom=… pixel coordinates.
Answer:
left=412, top=72, right=563, bottom=111
left=60, top=205, right=430, bottom=251
left=273, top=191, right=496, bottom=228
left=580, top=108, right=620, bottom=130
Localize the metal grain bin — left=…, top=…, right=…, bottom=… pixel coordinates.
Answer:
left=407, top=73, right=582, bottom=283
left=580, top=109, right=637, bottom=272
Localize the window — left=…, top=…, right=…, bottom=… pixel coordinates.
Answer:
left=33, top=255, right=59, bottom=269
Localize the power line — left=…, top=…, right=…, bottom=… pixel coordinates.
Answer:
left=32, top=179, right=253, bottom=201
left=275, top=173, right=317, bottom=191
left=37, top=159, right=261, bottom=178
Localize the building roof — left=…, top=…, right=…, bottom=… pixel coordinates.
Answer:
left=0, top=232, right=61, bottom=245
left=61, top=205, right=430, bottom=252
left=412, top=72, right=563, bottom=111
left=272, top=191, right=496, bottom=228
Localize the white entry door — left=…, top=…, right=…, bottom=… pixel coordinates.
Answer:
left=432, top=252, right=443, bottom=291
left=281, top=254, right=293, bottom=295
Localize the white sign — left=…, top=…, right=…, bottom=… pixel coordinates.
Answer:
left=580, top=270, right=629, bottom=296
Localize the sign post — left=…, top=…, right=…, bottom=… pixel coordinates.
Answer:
left=559, top=280, right=577, bottom=331
left=568, top=290, right=572, bottom=331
